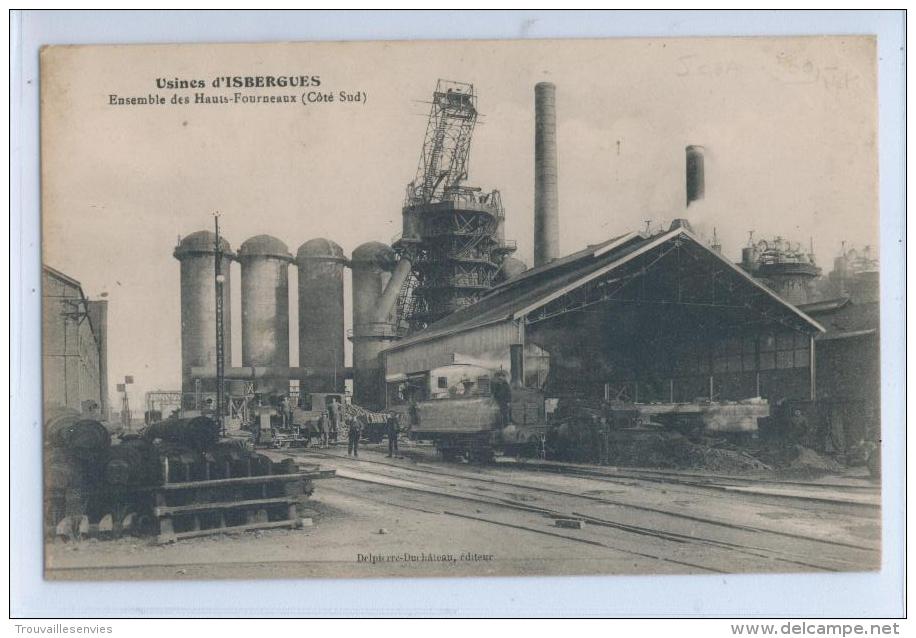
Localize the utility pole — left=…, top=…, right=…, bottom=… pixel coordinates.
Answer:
left=214, top=213, right=226, bottom=436
left=118, top=375, right=134, bottom=431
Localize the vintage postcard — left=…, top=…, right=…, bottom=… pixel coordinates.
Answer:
left=40, top=36, right=880, bottom=581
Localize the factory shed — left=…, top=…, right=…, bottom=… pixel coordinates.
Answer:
left=382, top=225, right=824, bottom=407
left=42, top=265, right=109, bottom=417
left=798, top=296, right=880, bottom=448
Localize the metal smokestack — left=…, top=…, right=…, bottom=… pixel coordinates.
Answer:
left=534, top=82, right=559, bottom=267
left=686, top=145, right=705, bottom=207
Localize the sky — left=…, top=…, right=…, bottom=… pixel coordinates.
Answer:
left=40, top=36, right=878, bottom=405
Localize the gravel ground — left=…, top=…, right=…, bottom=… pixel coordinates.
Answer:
left=44, top=441, right=880, bottom=581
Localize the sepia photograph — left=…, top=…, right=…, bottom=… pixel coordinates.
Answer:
left=33, top=29, right=890, bottom=593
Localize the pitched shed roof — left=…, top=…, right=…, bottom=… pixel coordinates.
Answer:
left=386, top=227, right=824, bottom=353
left=799, top=297, right=879, bottom=341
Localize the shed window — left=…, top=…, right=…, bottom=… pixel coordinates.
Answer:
left=776, top=350, right=795, bottom=369
left=437, top=376, right=448, bottom=389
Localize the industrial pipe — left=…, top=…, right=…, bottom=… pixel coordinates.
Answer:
left=686, top=145, right=705, bottom=207
left=374, top=256, right=413, bottom=323
left=190, top=365, right=314, bottom=380
left=534, top=82, right=559, bottom=267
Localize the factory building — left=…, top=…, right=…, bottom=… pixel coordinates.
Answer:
left=819, top=244, right=879, bottom=304
left=382, top=87, right=825, bottom=414
left=382, top=223, right=824, bottom=409
left=740, top=236, right=821, bottom=306
left=798, top=296, right=880, bottom=453
left=42, top=265, right=109, bottom=417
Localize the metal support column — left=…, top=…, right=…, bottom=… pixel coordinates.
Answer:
left=809, top=334, right=816, bottom=401
left=214, top=213, right=226, bottom=436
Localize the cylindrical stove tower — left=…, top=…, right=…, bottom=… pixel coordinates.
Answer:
left=238, top=235, right=293, bottom=395
left=350, top=241, right=400, bottom=409
left=296, top=238, right=347, bottom=394
left=173, top=230, right=235, bottom=405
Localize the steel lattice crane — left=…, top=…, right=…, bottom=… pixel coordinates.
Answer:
left=394, top=80, right=515, bottom=334
left=406, top=80, right=479, bottom=206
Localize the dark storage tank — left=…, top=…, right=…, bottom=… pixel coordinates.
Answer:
left=238, top=235, right=293, bottom=395
left=296, top=238, right=347, bottom=394
left=173, top=230, right=235, bottom=403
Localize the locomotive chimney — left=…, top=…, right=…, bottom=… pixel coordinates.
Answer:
left=534, top=82, right=559, bottom=267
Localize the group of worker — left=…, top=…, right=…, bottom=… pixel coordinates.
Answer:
left=313, top=404, right=403, bottom=460
left=345, top=412, right=402, bottom=458
left=314, top=399, right=344, bottom=449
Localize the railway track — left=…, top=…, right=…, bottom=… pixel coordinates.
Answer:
left=284, top=448, right=880, bottom=573
left=336, top=443, right=879, bottom=510
left=500, top=457, right=879, bottom=491
left=329, top=468, right=851, bottom=573
left=296, top=447, right=879, bottom=542
left=499, top=459, right=880, bottom=511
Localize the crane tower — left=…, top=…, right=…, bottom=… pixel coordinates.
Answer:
left=394, top=80, right=516, bottom=332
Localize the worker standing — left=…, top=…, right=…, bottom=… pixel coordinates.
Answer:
left=280, top=395, right=292, bottom=429
left=317, top=411, right=328, bottom=448
left=328, top=400, right=341, bottom=442
left=408, top=397, right=420, bottom=433
left=347, top=416, right=361, bottom=457
left=387, top=412, right=400, bottom=458
left=598, top=416, right=610, bottom=466
left=331, top=399, right=344, bottom=441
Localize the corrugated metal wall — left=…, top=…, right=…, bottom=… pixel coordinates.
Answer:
left=384, top=320, right=519, bottom=375
left=42, top=270, right=103, bottom=414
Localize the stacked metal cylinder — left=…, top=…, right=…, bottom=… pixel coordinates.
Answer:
left=44, top=411, right=301, bottom=538
left=175, top=233, right=355, bottom=399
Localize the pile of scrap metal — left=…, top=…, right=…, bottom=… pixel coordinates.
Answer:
left=545, top=396, right=771, bottom=464
left=44, top=407, right=333, bottom=543
left=605, top=397, right=769, bottom=436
